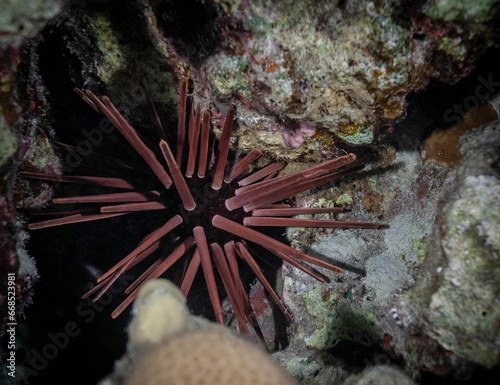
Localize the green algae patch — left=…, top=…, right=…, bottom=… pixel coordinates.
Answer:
left=303, top=288, right=381, bottom=350
left=423, top=0, right=500, bottom=23
left=428, top=175, right=500, bottom=367
left=0, top=117, right=18, bottom=169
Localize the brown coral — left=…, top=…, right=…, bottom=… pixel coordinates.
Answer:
left=124, top=329, right=297, bottom=385
left=118, top=278, right=297, bottom=385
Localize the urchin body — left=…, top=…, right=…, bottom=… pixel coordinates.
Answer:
left=20, top=78, right=382, bottom=336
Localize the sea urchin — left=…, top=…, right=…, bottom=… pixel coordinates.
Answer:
left=19, top=77, right=382, bottom=337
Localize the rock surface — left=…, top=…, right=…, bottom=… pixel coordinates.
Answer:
left=394, top=121, right=500, bottom=378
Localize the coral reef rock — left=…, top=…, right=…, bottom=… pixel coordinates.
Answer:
left=100, top=278, right=298, bottom=385
left=342, top=365, right=417, bottom=385
left=0, top=0, right=66, bottom=49
left=395, top=121, right=500, bottom=378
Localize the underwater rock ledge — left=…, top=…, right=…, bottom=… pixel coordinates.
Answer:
left=395, top=121, right=500, bottom=378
